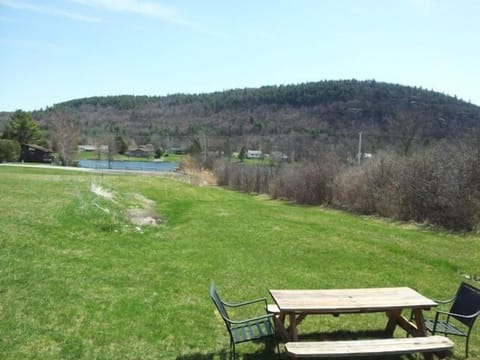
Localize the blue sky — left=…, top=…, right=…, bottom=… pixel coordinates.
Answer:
left=0, top=0, right=479, bottom=111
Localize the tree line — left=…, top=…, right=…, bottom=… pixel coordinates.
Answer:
left=22, top=79, right=479, bottom=147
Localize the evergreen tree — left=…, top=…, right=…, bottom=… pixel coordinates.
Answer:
left=238, top=146, right=247, bottom=162
left=0, top=139, right=20, bottom=162
left=115, top=135, right=128, bottom=155
left=2, top=110, right=43, bottom=145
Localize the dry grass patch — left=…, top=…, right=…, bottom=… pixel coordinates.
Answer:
left=89, top=181, right=163, bottom=227
left=167, top=169, right=217, bottom=186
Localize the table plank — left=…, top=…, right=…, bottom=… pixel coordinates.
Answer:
left=269, top=287, right=436, bottom=313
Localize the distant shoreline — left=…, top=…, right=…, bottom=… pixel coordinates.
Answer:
left=0, top=162, right=178, bottom=175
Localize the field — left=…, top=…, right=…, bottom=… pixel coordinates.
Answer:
left=0, top=165, right=478, bottom=359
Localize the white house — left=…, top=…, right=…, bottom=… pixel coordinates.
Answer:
left=77, top=145, right=108, bottom=152
left=246, top=150, right=262, bottom=159
left=270, top=151, right=288, bottom=162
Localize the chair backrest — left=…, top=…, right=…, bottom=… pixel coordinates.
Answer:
left=450, top=282, right=480, bottom=328
left=210, top=284, right=231, bottom=328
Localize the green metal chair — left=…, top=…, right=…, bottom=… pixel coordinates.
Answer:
left=210, top=283, right=279, bottom=360
left=424, top=282, right=480, bottom=358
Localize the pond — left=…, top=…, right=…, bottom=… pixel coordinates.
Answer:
left=77, top=160, right=179, bottom=172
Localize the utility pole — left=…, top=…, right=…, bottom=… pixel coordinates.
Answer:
left=201, top=132, right=207, bottom=163
left=107, top=144, right=111, bottom=169
left=357, top=131, right=362, bottom=165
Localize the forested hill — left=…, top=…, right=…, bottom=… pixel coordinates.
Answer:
left=4, top=80, right=480, bottom=150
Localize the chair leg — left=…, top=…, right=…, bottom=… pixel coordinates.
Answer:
left=465, top=336, right=469, bottom=358
left=264, top=336, right=280, bottom=359
left=230, top=341, right=236, bottom=360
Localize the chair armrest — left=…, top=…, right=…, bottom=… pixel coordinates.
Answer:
left=226, top=313, right=274, bottom=325
left=436, top=309, right=480, bottom=320
left=222, top=297, right=268, bottom=308
left=433, top=295, right=456, bottom=305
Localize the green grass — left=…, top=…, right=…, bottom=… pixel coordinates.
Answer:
left=0, top=165, right=479, bottom=359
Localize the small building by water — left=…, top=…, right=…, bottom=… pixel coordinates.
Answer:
left=20, top=144, right=53, bottom=163
left=78, top=145, right=108, bottom=152
left=127, top=144, right=154, bottom=157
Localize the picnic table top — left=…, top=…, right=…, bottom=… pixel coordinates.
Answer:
left=269, top=287, right=437, bottom=313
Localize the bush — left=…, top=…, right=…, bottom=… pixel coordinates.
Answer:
left=0, top=139, right=20, bottom=162
left=270, top=153, right=341, bottom=205
left=333, top=152, right=401, bottom=217
left=211, top=139, right=480, bottom=232
left=398, top=141, right=480, bottom=231
left=332, top=144, right=480, bottom=231
left=333, top=166, right=374, bottom=214
left=213, top=160, right=281, bottom=194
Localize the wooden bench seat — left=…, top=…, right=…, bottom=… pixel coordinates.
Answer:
left=285, top=335, right=454, bottom=358
left=266, top=304, right=280, bottom=314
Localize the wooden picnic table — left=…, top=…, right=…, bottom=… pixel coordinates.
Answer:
left=269, top=287, right=437, bottom=342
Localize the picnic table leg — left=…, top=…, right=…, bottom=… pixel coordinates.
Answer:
left=388, top=309, right=433, bottom=360
left=411, top=308, right=428, bottom=337
left=385, top=309, right=401, bottom=336
left=410, top=309, right=434, bottom=360
left=289, top=312, right=298, bottom=341
left=273, top=312, right=289, bottom=342
left=296, top=313, right=308, bottom=324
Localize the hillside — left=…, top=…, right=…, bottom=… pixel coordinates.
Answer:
left=2, top=80, right=480, bottom=155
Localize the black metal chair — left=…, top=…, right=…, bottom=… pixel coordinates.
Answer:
left=424, top=282, right=480, bottom=358
left=210, top=283, right=279, bottom=360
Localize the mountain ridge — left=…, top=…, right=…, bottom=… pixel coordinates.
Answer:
left=2, top=80, right=479, bottom=155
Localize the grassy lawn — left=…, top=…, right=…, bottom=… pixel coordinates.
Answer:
left=0, top=165, right=478, bottom=359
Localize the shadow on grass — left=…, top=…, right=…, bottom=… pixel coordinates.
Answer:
left=176, top=340, right=280, bottom=360
left=298, top=328, right=390, bottom=341
left=176, top=350, right=227, bottom=360
left=176, top=349, right=279, bottom=360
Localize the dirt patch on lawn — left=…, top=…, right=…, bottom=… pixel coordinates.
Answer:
left=125, top=193, right=163, bottom=226
left=126, top=208, right=162, bottom=226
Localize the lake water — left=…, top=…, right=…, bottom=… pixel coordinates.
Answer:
left=78, top=160, right=179, bottom=172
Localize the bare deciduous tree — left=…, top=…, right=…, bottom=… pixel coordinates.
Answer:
left=49, top=111, right=79, bottom=166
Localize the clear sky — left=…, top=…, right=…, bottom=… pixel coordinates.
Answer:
left=0, top=0, right=479, bottom=111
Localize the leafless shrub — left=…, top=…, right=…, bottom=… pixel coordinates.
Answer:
left=333, top=166, right=374, bottom=214
left=398, top=140, right=480, bottom=230
left=333, top=144, right=480, bottom=230
left=333, top=152, right=401, bottom=216
left=213, top=160, right=282, bottom=194
left=214, top=138, right=480, bottom=231
left=270, top=153, right=341, bottom=205
left=49, top=111, right=79, bottom=166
